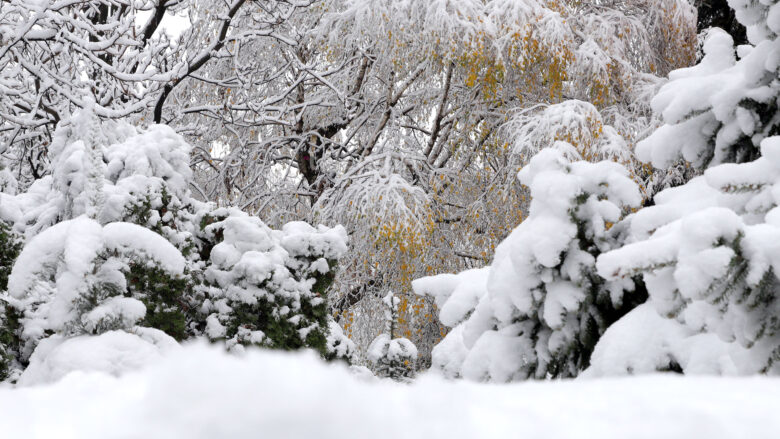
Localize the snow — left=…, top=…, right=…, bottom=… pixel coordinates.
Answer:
left=585, top=303, right=763, bottom=377
left=1, top=213, right=190, bottom=365
left=415, top=148, right=643, bottom=380
left=281, top=221, right=349, bottom=260
left=1, top=108, right=198, bottom=239
left=82, top=298, right=146, bottom=334
left=102, top=222, right=186, bottom=273
left=596, top=135, right=780, bottom=374
left=412, top=268, right=488, bottom=327
left=0, top=342, right=777, bottom=438
left=366, top=291, right=418, bottom=379
left=460, top=326, right=529, bottom=382
left=17, top=329, right=178, bottom=386
left=367, top=333, right=418, bottom=366
left=429, top=324, right=469, bottom=378
left=199, top=209, right=348, bottom=350
left=325, top=319, right=356, bottom=362
left=636, top=15, right=780, bottom=171
left=585, top=303, right=687, bottom=376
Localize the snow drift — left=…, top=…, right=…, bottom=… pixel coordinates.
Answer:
left=0, top=342, right=777, bottom=439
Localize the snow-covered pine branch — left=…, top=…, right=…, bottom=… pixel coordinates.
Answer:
left=414, top=147, right=644, bottom=381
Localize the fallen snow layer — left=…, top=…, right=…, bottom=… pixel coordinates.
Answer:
left=0, top=343, right=778, bottom=439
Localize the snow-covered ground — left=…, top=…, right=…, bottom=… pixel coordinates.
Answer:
left=0, top=342, right=777, bottom=439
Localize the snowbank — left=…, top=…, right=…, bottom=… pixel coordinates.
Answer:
left=0, top=342, right=777, bottom=439
left=17, top=329, right=178, bottom=386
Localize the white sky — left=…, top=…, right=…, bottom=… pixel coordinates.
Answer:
left=135, top=8, right=191, bottom=40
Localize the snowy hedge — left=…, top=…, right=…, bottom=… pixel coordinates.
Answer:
left=0, top=108, right=349, bottom=382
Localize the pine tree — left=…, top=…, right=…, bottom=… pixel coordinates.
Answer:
left=598, top=136, right=780, bottom=374
left=594, top=2, right=780, bottom=375
left=638, top=1, right=780, bottom=172
left=414, top=147, right=644, bottom=381
left=367, top=292, right=418, bottom=381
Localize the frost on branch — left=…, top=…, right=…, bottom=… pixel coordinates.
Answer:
left=507, top=100, right=635, bottom=166
left=414, top=148, right=644, bottom=381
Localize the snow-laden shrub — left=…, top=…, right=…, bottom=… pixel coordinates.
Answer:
left=367, top=333, right=417, bottom=380
left=414, top=147, right=644, bottom=381
left=325, top=319, right=357, bottom=364
left=0, top=108, right=350, bottom=383
left=196, top=208, right=348, bottom=355
left=5, top=216, right=186, bottom=361
left=367, top=292, right=417, bottom=380
left=596, top=136, right=780, bottom=375
left=637, top=0, right=780, bottom=171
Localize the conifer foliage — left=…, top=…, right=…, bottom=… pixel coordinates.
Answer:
left=0, top=109, right=348, bottom=383
left=367, top=292, right=418, bottom=381
left=197, top=210, right=347, bottom=354
left=414, top=146, right=644, bottom=381
left=598, top=137, right=780, bottom=374
left=414, top=0, right=780, bottom=381
left=590, top=0, right=780, bottom=376
left=637, top=0, right=780, bottom=171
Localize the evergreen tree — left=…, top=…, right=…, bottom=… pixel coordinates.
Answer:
left=5, top=216, right=187, bottom=361
left=324, top=319, right=357, bottom=364
left=367, top=292, right=418, bottom=381
left=196, top=209, right=347, bottom=355
left=0, top=109, right=350, bottom=382
left=638, top=1, right=780, bottom=172
left=597, top=136, right=780, bottom=374
left=593, top=1, right=780, bottom=375
left=414, top=147, right=644, bottom=381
